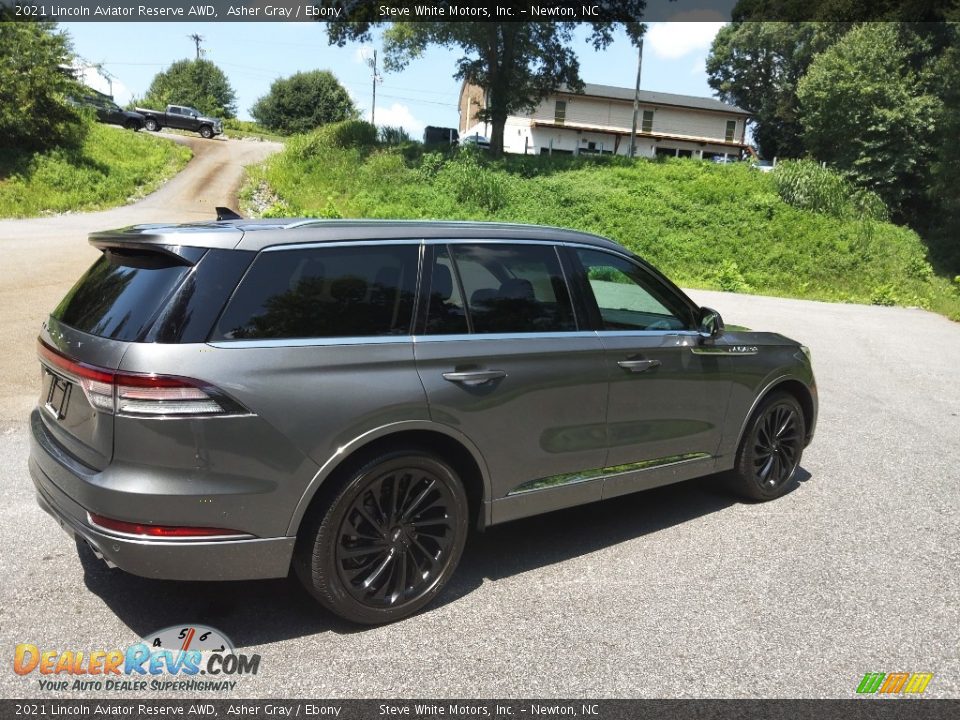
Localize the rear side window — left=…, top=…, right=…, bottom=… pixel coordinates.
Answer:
left=52, top=249, right=194, bottom=341
left=213, top=245, right=419, bottom=340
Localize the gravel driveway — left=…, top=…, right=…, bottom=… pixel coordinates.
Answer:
left=0, top=149, right=956, bottom=697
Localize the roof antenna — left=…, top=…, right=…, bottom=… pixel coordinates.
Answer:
left=216, top=207, right=243, bottom=221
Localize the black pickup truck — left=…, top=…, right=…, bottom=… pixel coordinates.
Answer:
left=69, top=95, right=145, bottom=131
left=134, top=104, right=223, bottom=139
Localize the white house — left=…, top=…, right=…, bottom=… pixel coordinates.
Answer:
left=459, top=81, right=750, bottom=160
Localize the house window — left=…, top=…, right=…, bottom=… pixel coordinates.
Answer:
left=725, top=120, right=737, bottom=142
left=641, top=110, right=654, bottom=133
left=554, top=100, right=567, bottom=125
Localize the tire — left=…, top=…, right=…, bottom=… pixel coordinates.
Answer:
left=144, top=118, right=158, bottom=132
left=199, top=125, right=213, bottom=139
left=293, top=450, right=469, bottom=624
left=125, top=120, right=140, bottom=132
left=727, top=391, right=806, bottom=501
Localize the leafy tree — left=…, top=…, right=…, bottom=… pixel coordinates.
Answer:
left=927, top=37, right=960, bottom=270
left=141, top=59, right=237, bottom=118
left=250, top=70, right=356, bottom=135
left=796, top=23, right=941, bottom=225
left=706, top=22, right=848, bottom=159
left=0, top=22, right=86, bottom=152
left=327, top=16, right=646, bottom=157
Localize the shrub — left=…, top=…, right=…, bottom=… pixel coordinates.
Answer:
left=773, top=160, right=887, bottom=221
left=378, top=126, right=411, bottom=145
left=313, top=120, right=378, bottom=150
left=251, top=70, right=355, bottom=135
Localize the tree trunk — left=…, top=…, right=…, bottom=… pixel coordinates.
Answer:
left=489, top=111, right=507, bottom=158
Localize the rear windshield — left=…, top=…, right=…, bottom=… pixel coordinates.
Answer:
left=52, top=250, right=193, bottom=341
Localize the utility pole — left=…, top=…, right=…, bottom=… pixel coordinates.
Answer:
left=366, top=49, right=381, bottom=125
left=628, top=38, right=644, bottom=159
left=188, top=33, right=204, bottom=60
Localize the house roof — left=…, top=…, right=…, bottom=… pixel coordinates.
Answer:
left=558, top=83, right=749, bottom=115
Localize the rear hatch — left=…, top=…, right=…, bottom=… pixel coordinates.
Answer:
left=37, top=245, right=199, bottom=470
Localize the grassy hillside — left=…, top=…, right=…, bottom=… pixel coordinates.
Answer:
left=242, top=134, right=960, bottom=321
left=0, top=124, right=191, bottom=217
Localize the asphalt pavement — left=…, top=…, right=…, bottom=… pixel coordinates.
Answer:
left=0, top=139, right=956, bottom=698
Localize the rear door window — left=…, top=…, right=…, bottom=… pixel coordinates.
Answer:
left=447, top=243, right=576, bottom=334
left=52, top=248, right=195, bottom=341
left=212, top=245, right=419, bottom=340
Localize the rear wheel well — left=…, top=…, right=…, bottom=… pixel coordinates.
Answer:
left=297, top=430, right=486, bottom=537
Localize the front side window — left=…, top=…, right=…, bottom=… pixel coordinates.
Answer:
left=575, top=249, right=690, bottom=331
left=213, top=245, right=418, bottom=340
left=445, top=244, right=576, bottom=334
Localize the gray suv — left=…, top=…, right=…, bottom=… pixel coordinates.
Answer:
left=29, top=219, right=817, bottom=624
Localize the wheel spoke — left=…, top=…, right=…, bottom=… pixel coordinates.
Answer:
left=775, top=411, right=795, bottom=438
left=360, top=550, right=395, bottom=590
left=758, top=454, right=775, bottom=482
left=401, top=479, right=437, bottom=521
left=339, top=542, right=386, bottom=559
left=412, top=534, right=441, bottom=563
left=353, top=504, right=386, bottom=538
left=395, top=547, right=409, bottom=603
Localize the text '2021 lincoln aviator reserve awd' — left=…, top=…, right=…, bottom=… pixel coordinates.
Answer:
left=30, top=218, right=817, bottom=623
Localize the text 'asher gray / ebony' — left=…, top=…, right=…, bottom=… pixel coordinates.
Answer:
left=29, top=217, right=817, bottom=624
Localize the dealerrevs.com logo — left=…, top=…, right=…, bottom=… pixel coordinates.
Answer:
left=14, top=625, right=260, bottom=692
left=856, top=672, right=934, bottom=695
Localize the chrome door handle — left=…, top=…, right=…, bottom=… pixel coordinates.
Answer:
left=617, top=359, right=661, bottom=373
left=442, top=370, right=507, bottom=386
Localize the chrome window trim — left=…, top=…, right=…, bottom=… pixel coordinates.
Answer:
left=413, top=331, right=600, bottom=343
left=208, top=329, right=703, bottom=347
left=596, top=330, right=700, bottom=338
left=207, top=336, right=415, bottom=349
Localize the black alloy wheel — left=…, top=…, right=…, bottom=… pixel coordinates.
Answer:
left=294, top=450, right=468, bottom=624
left=729, top=392, right=806, bottom=501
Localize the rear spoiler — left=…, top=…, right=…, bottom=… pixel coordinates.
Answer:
left=216, top=206, right=243, bottom=221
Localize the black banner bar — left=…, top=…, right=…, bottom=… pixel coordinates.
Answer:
left=1, top=0, right=957, bottom=22
left=3, top=700, right=960, bottom=720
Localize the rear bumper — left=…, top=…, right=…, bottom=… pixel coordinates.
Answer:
left=29, top=410, right=295, bottom=582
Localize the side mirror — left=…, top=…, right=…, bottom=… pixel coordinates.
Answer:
left=698, top=306, right=725, bottom=341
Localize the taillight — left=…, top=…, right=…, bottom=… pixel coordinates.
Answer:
left=38, top=340, right=238, bottom=417
left=88, top=513, right=246, bottom=538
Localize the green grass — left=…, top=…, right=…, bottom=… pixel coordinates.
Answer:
left=222, top=119, right=285, bottom=143
left=0, top=123, right=192, bottom=217
left=241, top=138, right=960, bottom=321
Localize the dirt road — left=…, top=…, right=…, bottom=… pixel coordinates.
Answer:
left=0, top=134, right=281, bottom=427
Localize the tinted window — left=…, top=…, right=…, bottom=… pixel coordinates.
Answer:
left=52, top=249, right=193, bottom=341
left=576, top=249, right=690, bottom=331
left=213, top=245, right=418, bottom=340
left=423, top=246, right=468, bottom=334
left=448, top=244, right=576, bottom=334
